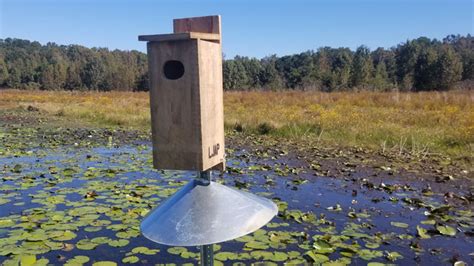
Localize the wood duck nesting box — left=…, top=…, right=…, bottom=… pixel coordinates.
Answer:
left=139, top=15, right=225, bottom=172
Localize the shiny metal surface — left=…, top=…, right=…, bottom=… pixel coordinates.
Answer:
left=200, top=244, right=213, bottom=265
left=140, top=180, right=278, bottom=246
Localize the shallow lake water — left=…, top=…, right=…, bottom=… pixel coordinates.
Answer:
left=0, top=141, right=473, bottom=265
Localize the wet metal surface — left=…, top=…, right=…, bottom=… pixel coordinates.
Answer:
left=141, top=179, right=278, bottom=246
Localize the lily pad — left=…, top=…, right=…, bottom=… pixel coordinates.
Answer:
left=108, top=239, right=129, bottom=247
left=270, top=251, right=288, bottom=262
left=65, top=255, right=90, bottom=266
left=390, top=222, right=409, bottom=228
left=385, top=251, right=403, bottom=261
left=416, top=225, right=430, bottom=239
left=34, top=258, right=49, bottom=266
left=0, top=219, right=15, bottom=228
left=305, top=251, right=329, bottom=263
left=122, top=256, right=140, bottom=263
left=52, top=230, right=77, bottom=241
left=313, top=239, right=335, bottom=254
left=92, top=261, right=117, bottom=266
left=131, top=246, right=159, bottom=255
left=245, top=241, right=269, bottom=250
left=167, top=247, right=187, bottom=255
left=76, top=239, right=98, bottom=250
left=250, top=251, right=273, bottom=260
left=215, top=252, right=239, bottom=261
left=357, top=249, right=383, bottom=261
left=436, top=225, right=456, bottom=236
left=20, top=254, right=36, bottom=266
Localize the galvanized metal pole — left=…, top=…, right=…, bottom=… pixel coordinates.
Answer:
left=200, top=243, right=213, bottom=266
left=199, top=170, right=213, bottom=266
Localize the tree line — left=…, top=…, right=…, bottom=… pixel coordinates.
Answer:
left=0, top=34, right=472, bottom=92
left=0, top=39, right=148, bottom=91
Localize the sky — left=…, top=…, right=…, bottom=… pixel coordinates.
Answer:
left=0, top=0, right=472, bottom=58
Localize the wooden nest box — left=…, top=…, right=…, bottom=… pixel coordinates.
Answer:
left=139, top=15, right=225, bottom=172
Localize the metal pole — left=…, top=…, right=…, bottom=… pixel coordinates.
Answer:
left=200, top=243, right=213, bottom=266
left=199, top=170, right=213, bottom=266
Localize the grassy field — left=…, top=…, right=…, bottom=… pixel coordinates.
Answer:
left=1, top=89, right=472, bottom=159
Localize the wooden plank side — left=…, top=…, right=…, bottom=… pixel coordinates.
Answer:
left=197, top=39, right=225, bottom=171
left=148, top=40, right=203, bottom=170
left=139, top=32, right=220, bottom=42
left=139, top=33, right=190, bottom=42
left=174, top=15, right=221, bottom=35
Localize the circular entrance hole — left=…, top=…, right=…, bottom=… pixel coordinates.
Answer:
left=163, top=60, right=185, bottom=80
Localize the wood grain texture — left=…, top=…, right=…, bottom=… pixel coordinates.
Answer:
left=173, top=15, right=221, bottom=35
left=148, top=40, right=202, bottom=170
left=197, top=39, right=225, bottom=171
left=139, top=32, right=220, bottom=42
left=144, top=15, right=225, bottom=171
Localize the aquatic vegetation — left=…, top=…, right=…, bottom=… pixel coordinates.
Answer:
left=0, top=112, right=473, bottom=264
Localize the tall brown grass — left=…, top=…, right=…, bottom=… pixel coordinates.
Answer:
left=1, top=89, right=472, bottom=158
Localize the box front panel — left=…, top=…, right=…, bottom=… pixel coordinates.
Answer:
left=198, top=40, right=225, bottom=171
left=148, top=40, right=202, bottom=170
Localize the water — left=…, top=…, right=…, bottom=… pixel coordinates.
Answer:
left=0, top=143, right=472, bottom=265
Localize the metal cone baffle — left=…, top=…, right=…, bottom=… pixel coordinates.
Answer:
left=140, top=172, right=278, bottom=246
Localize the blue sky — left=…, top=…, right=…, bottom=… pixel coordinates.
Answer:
left=1, top=0, right=472, bottom=58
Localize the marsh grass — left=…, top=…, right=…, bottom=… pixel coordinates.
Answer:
left=1, top=89, right=472, bottom=158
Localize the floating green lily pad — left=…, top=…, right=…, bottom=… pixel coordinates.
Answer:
left=20, top=254, right=36, bottom=266
left=390, top=222, right=409, bottom=228
left=0, top=219, right=15, bottom=228
left=131, top=246, right=159, bottom=255
left=245, top=241, right=269, bottom=250
left=215, top=252, right=239, bottom=261
left=167, top=247, right=187, bottom=255
left=305, top=251, right=329, bottom=263
left=385, top=251, right=403, bottom=261
left=436, top=225, right=456, bottom=236
left=108, top=239, right=129, bottom=247
left=76, top=239, right=98, bottom=250
left=92, top=261, right=117, bottom=266
left=65, top=255, right=90, bottom=266
left=122, top=256, right=139, bottom=264
left=416, top=225, right=430, bottom=239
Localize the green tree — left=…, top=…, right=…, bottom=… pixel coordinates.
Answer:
left=396, top=40, right=420, bottom=90
left=413, top=46, right=439, bottom=91
left=329, top=48, right=352, bottom=90
left=0, top=35, right=471, bottom=92
left=0, top=55, right=8, bottom=86
left=40, top=63, right=66, bottom=90
left=351, top=46, right=373, bottom=88
left=135, top=72, right=149, bottom=91
left=65, top=65, right=82, bottom=90
left=234, top=56, right=262, bottom=88
left=275, top=51, right=316, bottom=89
left=259, top=55, right=283, bottom=90
left=223, top=59, right=249, bottom=90
left=436, top=46, right=463, bottom=90
left=314, top=47, right=333, bottom=91
left=6, top=67, right=21, bottom=88
left=371, top=48, right=397, bottom=87
left=445, top=34, right=474, bottom=80
left=81, top=58, right=106, bottom=90
left=372, top=61, right=391, bottom=91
